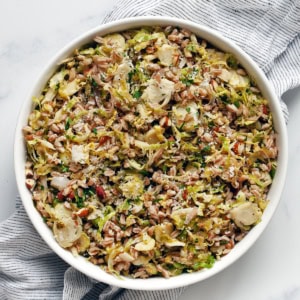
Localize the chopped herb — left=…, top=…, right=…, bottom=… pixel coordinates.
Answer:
left=162, top=165, right=168, bottom=173
left=208, top=121, right=215, bottom=128
left=66, top=134, right=75, bottom=140
left=193, top=153, right=206, bottom=167
left=219, top=93, right=229, bottom=104
left=60, top=165, right=69, bottom=173
left=128, top=70, right=134, bottom=83
left=192, top=67, right=199, bottom=76
left=202, top=145, right=211, bottom=154
left=193, top=145, right=211, bottom=168
left=53, top=197, right=60, bottom=206
left=132, top=89, right=142, bottom=99
left=40, top=185, right=44, bottom=190
left=181, top=78, right=194, bottom=86
left=77, top=198, right=84, bottom=208
left=226, top=54, right=239, bottom=69
left=65, top=117, right=71, bottom=130
left=178, top=229, right=187, bottom=240
left=220, top=240, right=229, bottom=245
left=270, top=165, right=276, bottom=179
left=91, top=78, right=98, bottom=87
left=133, top=197, right=141, bottom=203
left=92, top=128, right=98, bottom=134
left=84, top=187, right=96, bottom=196
left=180, top=67, right=198, bottom=86
left=75, top=191, right=85, bottom=208
left=88, top=189, right=95, bottom=196
left=234, top=100, right=240, bottom=108
left=246, top=88, right=252, bottom=94
left=186, top=107, right=191, bottom=113
left=153, top=198, right=163, bottom=203
left=179, top=122, right=186, bottom=131
left=82, top=251, right=90, bottom=258
left=139, top=170, right=151, bottom=176
left=128, top=68, right=139, bottom=83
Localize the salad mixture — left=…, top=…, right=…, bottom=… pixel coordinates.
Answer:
left=23, top=26, right=277, bottom=278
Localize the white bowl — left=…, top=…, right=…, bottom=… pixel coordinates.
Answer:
left=14, top=16, right=288, bottom=290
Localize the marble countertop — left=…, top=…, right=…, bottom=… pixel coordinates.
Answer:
left=1, top=1, right=299, bottom=299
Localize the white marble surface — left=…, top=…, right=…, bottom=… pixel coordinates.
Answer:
left=1, top=1, right=300, bottom=299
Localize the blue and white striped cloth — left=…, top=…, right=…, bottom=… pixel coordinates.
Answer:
left=1, top=1, right=299, bottom=299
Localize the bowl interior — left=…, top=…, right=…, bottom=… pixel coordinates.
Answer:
left=14, top=16, right=288, bottom=290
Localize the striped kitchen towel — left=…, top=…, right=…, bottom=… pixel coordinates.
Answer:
left=1, top=0, right=299, bottom=299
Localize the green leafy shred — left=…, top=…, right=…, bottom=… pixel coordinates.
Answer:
left=91, top=78, right=98, bottom=87
left=60, top=164, right=69, bottom=173
left=226, top=54, right=239, bottom=69
left=75, top=191, right=85, bottom=208
left=270, top=164, right=276, bottom=179
left=65, top=117, right=71, bottom=130
left=132, top=89, right=142, bottom=99
left=192, top=255, right=215, bottom=270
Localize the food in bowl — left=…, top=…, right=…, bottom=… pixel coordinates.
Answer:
left=23, top=26, right=277, bottom=279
